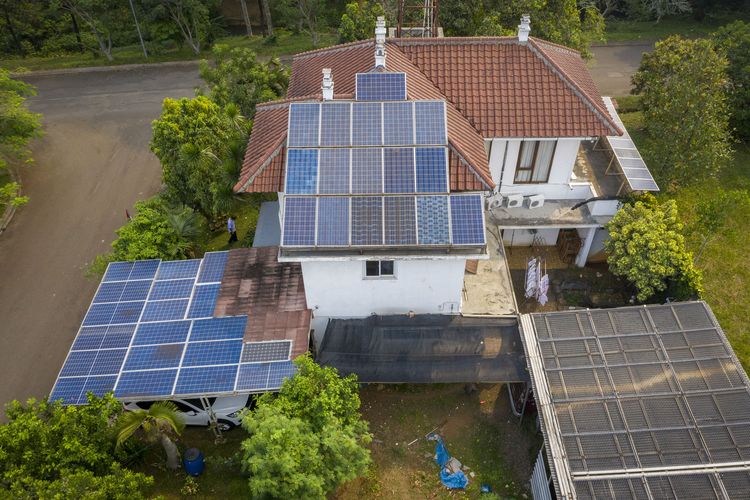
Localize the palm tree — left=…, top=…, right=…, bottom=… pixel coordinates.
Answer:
left=116, top=401, right=186, bottom=470
left=165, top=204, right=203, bottom=258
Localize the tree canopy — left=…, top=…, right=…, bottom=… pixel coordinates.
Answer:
left=712, top=20, right=750, bottom=141
left=338, top=1, right=385, bottom=43
left=632, top=35, right=732, bottom=189
left=198, top=44, right=289, bottom=119
left=150, top=96, right=248, bottom=218
left=0, top=395, right=152, bottom=498
left=605, top=197, right=702, bottom=302
left=240, top=355, right=371, bottom=499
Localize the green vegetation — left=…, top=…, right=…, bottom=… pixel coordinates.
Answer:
left=116, top=401, right=186, bottom=471
left=0, top=69, right=41, bottom=209
left=712, top=21, right=750, bottom=141
left=241, top=355, right=371, bottom=499
left=605, top=13, right=749, bottom=42
left=338, top=1, right=385, bottom=43
left=0, top=395, right=152, bottom=498
left=632, top=35, right=731, bottom=189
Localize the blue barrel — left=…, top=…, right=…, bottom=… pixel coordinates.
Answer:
left=183, top=448, right=205, bottom=476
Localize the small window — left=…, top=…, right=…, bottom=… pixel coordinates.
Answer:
left=514, top=140, right=556, bottom=183
left=365, top=260, right=395, bottom=278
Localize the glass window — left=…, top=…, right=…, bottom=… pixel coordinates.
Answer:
left=380, top=261, right=394, bottom=276
left=514, top=140, right=556, bottom=183
left=364, top=261, right=395, bottom=278
left=365, top=261, right=380, bottom=277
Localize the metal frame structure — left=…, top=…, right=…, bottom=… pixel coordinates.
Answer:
left=397, top=0, right=440, bottom=38
left=520, top=302, right=750, bottom=499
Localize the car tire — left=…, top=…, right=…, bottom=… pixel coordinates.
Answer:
left=217, top=419, right=236, bottom=432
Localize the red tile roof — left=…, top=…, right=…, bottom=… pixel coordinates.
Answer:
left=237, top=35, right=618, bottom=193
left=215, top=247, right=310, bottom=358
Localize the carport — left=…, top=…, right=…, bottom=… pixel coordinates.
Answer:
left=317, top=315, right=529, bottom=383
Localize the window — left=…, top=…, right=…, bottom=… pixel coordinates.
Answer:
left=365, top=260, right=395, bottom=278
left=514, top=140, right=556, bottom=183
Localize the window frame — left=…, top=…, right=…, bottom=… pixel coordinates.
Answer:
left=514, top=140, right=557, bottom=184
left=364, top=260, right=396, bottom=279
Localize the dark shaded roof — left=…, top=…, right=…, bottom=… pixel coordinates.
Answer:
left=318, top=315, right=528, bottom=383
left=521, top=301, right=750, bottom=500
left=252, top=201, right=281, bottom=247
left=215, top=247, right=310, bottom=357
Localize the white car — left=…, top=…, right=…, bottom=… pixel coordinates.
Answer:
left=124, top=394, right=252, bottom=431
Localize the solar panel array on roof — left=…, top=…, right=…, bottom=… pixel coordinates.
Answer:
left=602, top=97, right=659, bottom=192
left=50, top=252, right=297, bottom=405
left=521, top=302, right=750, bottom=500
left=355, top=72, right=407, bottom=101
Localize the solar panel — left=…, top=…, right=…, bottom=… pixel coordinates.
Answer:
left=241, top=341, right=292, bottom=363
left=50, top=378, right=86, bottom=405
left=60, top=351, right=97, bottom=377
left=189, top=316, right=247, bottom=342
left=383, top=102, right=414, bottom=145
left=287, top=103, right=320, bottom=147
left=149, top=279, right=194, bottom=300
left=351, top=148, right=383, bottom=194
left=187, top=284, right=220, bottom=319
left=129, top=260, right=159, bottom=280
left=384, top=148, right=415, bottom=193
left=356, top=73, right=407, bottom=101
left=72, top=326, right=107, bottom=351
left=81, top=376, right=117, bottom=400
left=100, top=324, right=137, bottom=349
left=133, top=321, right=192, bottom=346
left=83, top=303, right=118, bottom=326
left=285, top=149, right=318, bottom=195
left=175, top=365, right=238, bottom=395
left=156, top=260, right=200, bottom=280
left=111, top=301, right=144, bottom=324
left=89, top=349, right=127, bottom=376
left=317, top=197, right=349, bottom=246
left=351, top=196, right=383, bottom=245
left=282, top=197, right=316, bottom=246
left=320, top=102, right=351, bottom=146
left=415, top=148, right=448, bottom=193
left=236, top=363, right=270, bottom=391
left=352, top=102, right=382, bottom=146
left=415, top=101, right=446, bottom=144
left=124, top=343, right=185, bottom=370
left=103, top=262, right=133, bottom=282
left=141, top=299, right=188, bottom=322
left=318, top=149, right=350, bottom=194
left=268, top=361, right=297, bottom=387
left=450, top=194, right=486, bottom=245
left=120, top=280, right=151, bottom=301
left=94, top=282, right=126, bottom=303
left=384, top=196, right=417, bottom=245
left=181, top=340, right=243, bottom=367
left=197, top=251, right=228, bottom=283
left=115, top=369, right=178, bottom=398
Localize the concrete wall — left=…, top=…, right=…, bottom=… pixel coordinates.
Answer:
left=502, top=228, right=560, bottom=246
left=301, top=259, right=466, bottom=319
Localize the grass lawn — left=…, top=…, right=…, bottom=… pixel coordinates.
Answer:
left=201, top=193, right=275, bottom=254
left=605, top=13, right=750, bottom=43
left=619, top=109, right=750, bottom=371
left=1, top=29, right=338, bottom=73
left=140, top=384, right=540, bottom=499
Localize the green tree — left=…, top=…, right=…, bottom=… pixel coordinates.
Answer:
left=198, top=45, right=289, bottom=119
left=151, top=96, right=247, bottom=218
left=605, top=198, right=702, bottom=301
left=632, top=36, right=732, bottom=189
left=55, top=0, right=130, bottom=61
left=0, top=394, right=152, bottom=498
left=338, top=1, right=385, bottom=43
left=116, top=401, right=185, bottom=470
left=712, top=21, right=750, bottom=141
left=0, top=69, right=42, bottom=208
left=145, top=0, right=218, bottom=55
left=277, top=0, right=327, bottom=46
left=241, top=355, right=371, bottom=499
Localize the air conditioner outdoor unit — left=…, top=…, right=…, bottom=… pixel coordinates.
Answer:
left=527, top=194, right=545, bottom=209
left=506, top=194, right=524, bottom=208
left=486, top=193, right=504, bottom=210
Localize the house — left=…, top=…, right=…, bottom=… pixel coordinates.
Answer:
left=235, top=17, right=657, bottom=336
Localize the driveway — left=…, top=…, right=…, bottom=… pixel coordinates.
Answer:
left=589, top=42, right=653, bottom=96
left=0, top=64, right=201, bottom=414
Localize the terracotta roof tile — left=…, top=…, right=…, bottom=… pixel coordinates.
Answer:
left=235, top=104, right=289, bottom=192
left=215, top=247, right=310, bottom=358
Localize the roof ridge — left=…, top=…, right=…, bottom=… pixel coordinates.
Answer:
left=527, top=39, right=621, bottom=136
left=293, top=39, right=372, bottom=60
left=528, top=36, right=581, bottom=55
left=391, top=36, right=518, bottom=45
left=256, top=94, right=322, bottom=109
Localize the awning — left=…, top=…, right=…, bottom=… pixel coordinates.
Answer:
left=318, top=315, right=529, bottom=384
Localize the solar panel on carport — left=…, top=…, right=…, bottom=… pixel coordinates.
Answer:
left=50, top=252, right=297, bottom=405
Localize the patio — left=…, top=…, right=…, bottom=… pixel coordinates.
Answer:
left=462, top=224, right=517, bottom=316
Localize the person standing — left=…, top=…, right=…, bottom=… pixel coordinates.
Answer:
left=227, top=215, right=238, bottom=243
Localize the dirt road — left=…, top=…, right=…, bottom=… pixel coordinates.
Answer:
left=0, top=65, right=201, bottom=413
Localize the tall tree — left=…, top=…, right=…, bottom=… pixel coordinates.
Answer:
left=146, top=0, right=216, bottom=55
left=278, top=0, right=326, bottom=46
left=632, top=36, right=732, bottom=188
left=338, top=1, right=385, bottom=43
left=712, top=21, right=750, bottom=141
left=116, top=401, right=185, bottom=470
left=150, top=96, right=248, bottom=218
left=259, top=0, right=273, bottom=36
left=239, top=0, right=253, bottom=36
left=56, top=0, right=129, bottom=61
left=0, top=70, right=42, bottom=208
left=198, top=44, right=289, bottom=119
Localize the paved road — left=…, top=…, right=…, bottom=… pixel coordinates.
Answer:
left=0, top=65, right=201, bottom=413
left=589, top=43, right=653, bottom=96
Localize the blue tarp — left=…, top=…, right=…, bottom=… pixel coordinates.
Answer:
left=431, top=435, right=469, bottom=489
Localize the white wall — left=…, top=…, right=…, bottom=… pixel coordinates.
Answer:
left=502, top=228, right=560, bottom=246
left=301, top=259, right=466, bottom=319
left=490, top=138, right=584, bottom=199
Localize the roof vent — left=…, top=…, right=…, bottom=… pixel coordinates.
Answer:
left=518, top=15, right=531, bottom=43
left=375, top=16, right=386, bottom=67
left=321, top=68, right=334, bottom=100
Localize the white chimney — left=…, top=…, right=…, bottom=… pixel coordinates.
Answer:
left=375, top=16, right=386, bottom=67
left=321, top=68, right=334, bottom=100
left=518, top=15, right=531, bottom=43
